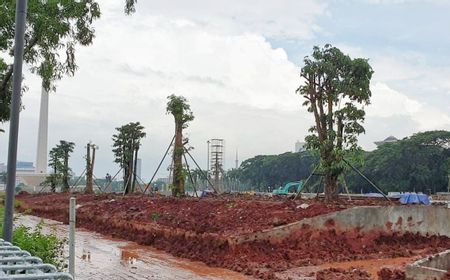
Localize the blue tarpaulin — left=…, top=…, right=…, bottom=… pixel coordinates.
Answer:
left=399, top=193, right=430, bottom=205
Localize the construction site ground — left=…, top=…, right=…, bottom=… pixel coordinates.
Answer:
left=16, top=193, right=450, bottom=280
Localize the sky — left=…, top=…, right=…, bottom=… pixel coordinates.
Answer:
left=1, top=0, right=449, bottom=180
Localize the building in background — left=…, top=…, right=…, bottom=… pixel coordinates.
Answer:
left=136, top=158, right=142, bottom=179
left=295, top=141, right=306, bottom=153
left=16, top=161, right=36, bottom=174
left=374, top=136, right=399, bottom=147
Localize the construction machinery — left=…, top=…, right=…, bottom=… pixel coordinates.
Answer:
left=272, top=181, right=305, bottom=196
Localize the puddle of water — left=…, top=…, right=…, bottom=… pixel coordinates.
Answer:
left=15, top=214, right=253, bottom=280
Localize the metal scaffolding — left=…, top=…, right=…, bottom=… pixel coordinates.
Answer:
left=208, top=139, right=225, bottom=192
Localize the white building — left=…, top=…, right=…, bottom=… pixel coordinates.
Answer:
left=374, top=136, right=399, bottom=147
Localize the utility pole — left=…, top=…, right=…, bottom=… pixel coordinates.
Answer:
left=3, top=0, right=28, bottom=242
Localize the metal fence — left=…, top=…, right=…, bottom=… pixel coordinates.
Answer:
left=0, top=238, right=72, bottom=280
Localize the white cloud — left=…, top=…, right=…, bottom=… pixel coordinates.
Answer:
left=126, top=0, right=329, bottom=40
left=368, top=82, right=450, bottom=130
left=0, top=10, right=309, bottom=178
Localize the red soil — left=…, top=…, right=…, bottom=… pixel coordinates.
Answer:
left=377, top=268, right=406, bottom=280
left=316, top=267, right=372, bottom=280
left=16, top=193, right=449, bottom=280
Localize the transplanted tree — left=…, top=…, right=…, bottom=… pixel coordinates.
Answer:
left=44, top=141, right=75, bottom=192
left=297, top=44, right=374, bottom=202
left=46, top=146, right=63, bottom=192
left=166, top=95, right=194, bottom=197
left=112, top=122, right=146, bottom=194
left=58, top=141, right=76, bottom=192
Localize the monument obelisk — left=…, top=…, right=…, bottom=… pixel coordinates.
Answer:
left=35, top=86, right=49, bottom=174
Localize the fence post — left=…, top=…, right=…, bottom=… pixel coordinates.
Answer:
left=69, top=197, right=76, bottom=278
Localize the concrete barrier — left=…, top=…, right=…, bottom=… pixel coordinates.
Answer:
left=406, top=249, right=450, bottom=280
left=229, top=205, right=450, bottom=245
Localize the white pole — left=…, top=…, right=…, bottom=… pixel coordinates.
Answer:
left=69, top=197, right=76, bottom=278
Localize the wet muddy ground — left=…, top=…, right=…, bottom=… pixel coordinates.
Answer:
left=15, top=215, right=253, bottom=280
left=16, top=193, right=450, bottom=279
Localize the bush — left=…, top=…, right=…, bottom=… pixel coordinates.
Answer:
left=13, top=222, right=67, bottom=270
left=0, top=201, right=66, bottom=270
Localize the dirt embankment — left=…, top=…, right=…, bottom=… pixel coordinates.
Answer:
left=16, top=193, right=449, bottom=280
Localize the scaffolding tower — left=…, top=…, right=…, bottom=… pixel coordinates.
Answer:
left=209, top=139, right=225, bottom=192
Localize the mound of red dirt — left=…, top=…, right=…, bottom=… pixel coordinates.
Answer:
left=316, top=267, right=372, bottom=280
left=15, top=193, right=449, bottom=280
left=377, top=268, right=406, bottom=280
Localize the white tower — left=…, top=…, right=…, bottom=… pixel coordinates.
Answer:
left=35, top=86, right=49, bottom=174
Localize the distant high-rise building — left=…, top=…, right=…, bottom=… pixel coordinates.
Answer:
left=295, top=141, right=306, bottom=153
left=136, top=158, right=142, bottom=179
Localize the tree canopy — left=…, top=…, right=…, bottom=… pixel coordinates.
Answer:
left=112, top=122, right=146, bottom=194
left=297, top=44, right=374, bottom=201
left=231, top=131, right=450, bottom=195
left=347, top=130, right=450, bottom=194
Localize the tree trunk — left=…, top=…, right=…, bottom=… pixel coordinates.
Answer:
left=324, top=174, right=339, bottom=202
left=132, top=148, right=138, bottom=193
left=62, top=155, right=69, bottom=192
left=125, top=159, right=133, bottom=194
left=85, top=144, right=93, bottom=194
left=172, top=123, right=185, bottom=196
left=51, top=161, right=57, bottom=193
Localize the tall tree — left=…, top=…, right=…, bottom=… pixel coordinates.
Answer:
left=0, top=0, right=101, bottom=123
left=112, top=122, right=146, bottom=194
left=297, top=44, right=374, bottom=202
left=47, top=146, right=62, bottom=192
left=58, top=141, right=75, bottom=192
left=166, top=95, right=194, bottom=197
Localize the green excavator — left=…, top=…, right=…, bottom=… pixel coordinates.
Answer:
left=272, top=180, right=305, bottom=196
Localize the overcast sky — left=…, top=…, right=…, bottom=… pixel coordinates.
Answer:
left=1, top=0, right=449, bottom=180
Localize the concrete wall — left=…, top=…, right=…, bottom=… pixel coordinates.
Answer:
left=405, top=249, right=450, bottom=280
left=229, top=205, right=450, bottom=245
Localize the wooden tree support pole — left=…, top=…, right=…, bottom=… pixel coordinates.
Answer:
left=294, top=164, right=319, bottom=200
left=343, top=158, right=390, bottom=201
left=184, top=148, right=219, bottom=194
left=183, top=153, right=198, bottom=197
left=143, top=135, right=176, bottom=194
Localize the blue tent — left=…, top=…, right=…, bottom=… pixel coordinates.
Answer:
left=399, top=193, right=430, bottom=205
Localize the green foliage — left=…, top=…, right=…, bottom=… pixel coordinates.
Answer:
left=150, top=212, right=161, bottom=221
left=166, top=95, right=194, bottom=129
left=112, top=122, right=146, bottom=194
left=13, top=223, right=66, bottom=270
left=235, top=151, right=319, bottom=191
left=45, top=140, right=75, bottom=191
left=297, top=44, right=374, bottom=201
left=166, top=95, right=194, bottom=196
left=346, top=130, right=450, bottom=194
left=0, top=0, right=101, bottom=122
left=0, top=205, right=66, bottom=270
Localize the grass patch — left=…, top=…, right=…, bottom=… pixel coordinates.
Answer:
left=0, top=197, right=66, bottom=270
left=150, top=212, right=161, bottom=221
